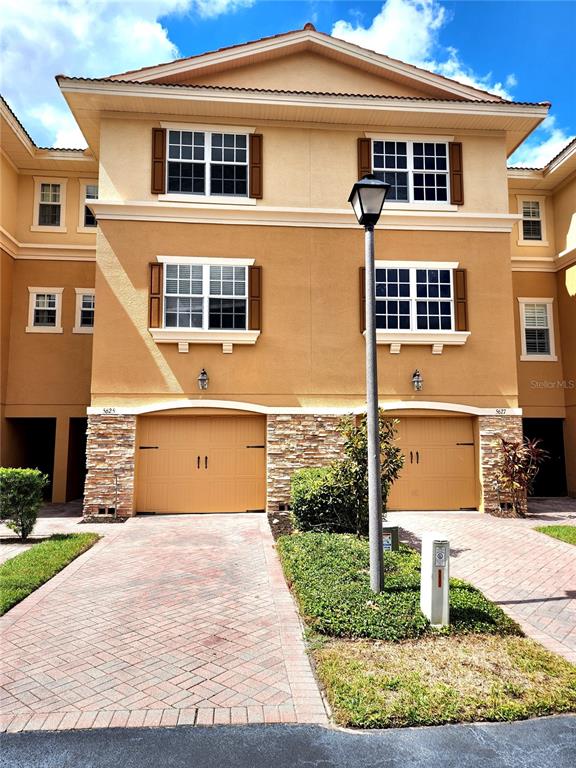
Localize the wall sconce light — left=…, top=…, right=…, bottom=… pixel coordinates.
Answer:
left=197, top=368, right=209, bottom=390
left=412, top=369, right=423, bottom=392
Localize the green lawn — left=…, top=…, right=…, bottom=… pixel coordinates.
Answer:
left=534, top=525, right=576, bottom=546
left=0, top=533, right=100, bottom=615
left=277, top=532, right=576, bottom=728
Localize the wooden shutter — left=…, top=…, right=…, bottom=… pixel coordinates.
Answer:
left=357, top=138, right=372, bottom=179
left=248, top=265, right=262, bottom=330
left=149, top=262, right=163, bottom=328
left=454, top=268, right=468, bottom=331
left=249, top=134, right=263, bottom=199
left=449, top=142, right=464, bottom=205
left=151, top=128, right=166, bottom=195
left=359, top=266, right=366, bottom=332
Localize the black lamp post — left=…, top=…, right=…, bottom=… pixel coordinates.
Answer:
left=348, top=174, right=390, bottom=594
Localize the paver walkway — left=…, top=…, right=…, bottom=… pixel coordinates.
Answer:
left=0, top=514, right=327, bottom=732
left=389, top=498, right=576, bottom=663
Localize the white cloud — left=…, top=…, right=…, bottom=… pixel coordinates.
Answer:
left=0, top=0, right=253, bottom=148
left=509, top=116, right=575, bottom=168
left=332, top=0, right=515, bottom=99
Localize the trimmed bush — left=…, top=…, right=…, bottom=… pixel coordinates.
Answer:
left=291, top=467, right=356, bottom=534
left=0, top=467, right=48, bottom=541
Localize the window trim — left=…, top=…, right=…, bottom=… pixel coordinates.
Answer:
left=26, top=287, right=64, bottom=334
left=372, top=260, right=469, bottom=353
left=31, top=177, right=67, bottom=233
left=161, top=123, right=254, bottom=203
left=370, top=136, right=454, bottom=208
left=73, top=288, right=95, bottom=334
left=518, top=297, right=557, bottom=361
left=77, top=180, right=98, bottom=233
left=516, top=195, right=549, bottom=246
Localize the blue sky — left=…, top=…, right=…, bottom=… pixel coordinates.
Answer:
left=1, top=1, right=575, bottom=166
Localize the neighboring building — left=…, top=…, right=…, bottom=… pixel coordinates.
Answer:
left=0, top=25, right=574, bottom=515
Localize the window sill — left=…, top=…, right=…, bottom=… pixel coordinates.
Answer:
left=369, top=330, right=470, bottom=354
left=158, top=194, right=257, bottom=206
left=382, top=203, right=458, bottom=212
left=73, top=327, right=94, bottom=334
left=76, top=226, right=98, bottom=234
left=26, top=326, right=63, bottom=334
left=517, top=240, right=549, bottom=247
left=520, top=354, right=558, bottom=362
left=30, top=225, right=67, bottom=233
left=149, top=328, right=260, bottom=353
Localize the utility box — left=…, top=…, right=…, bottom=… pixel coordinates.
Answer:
left=382, top=525, right=399, bottom=553
left=420, top=534, right=450, bottom=627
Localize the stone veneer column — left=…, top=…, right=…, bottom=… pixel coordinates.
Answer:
left=83, top=414, right=137, bottom=518
left=478, top=414, right=524, bottom=513
left=266, top=414, right=346, bottom=512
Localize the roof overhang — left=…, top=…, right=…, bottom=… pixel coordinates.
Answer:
left=57, top=77, right=549, bottom=159
left=508, top=139, right=576, bottom=191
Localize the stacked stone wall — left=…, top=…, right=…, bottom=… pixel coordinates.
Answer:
left=83, top=415, right=137, bottom=518
left=266, top=414, right=346, bottom=512
left=478, top=414, right=524, bottom=513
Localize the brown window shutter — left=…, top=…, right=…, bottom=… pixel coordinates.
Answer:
left=248, top=265, right=262, bottom=330
left=249, top=134, right=263, bottom=199
left=151, top=128, right=166, bottom=195
left=359, top=266, right=366, bottom=332
left=454, top=268, right=468, bottom=331
left=149, top=262, right=163, bottom=328
left=357, top=138, right=372, bottom=179
left=449, top=142, right=464, bottom=205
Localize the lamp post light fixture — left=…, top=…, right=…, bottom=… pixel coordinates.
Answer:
left=348, top=174, right=390, bottom=594
left=412, top=369, right=423, bottom=392
left=197, top=368, right=209, bottom=391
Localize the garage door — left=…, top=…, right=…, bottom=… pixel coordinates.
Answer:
left=387, top=417, right=477, bottom=510
left=135, top=415, right=266, bottom=513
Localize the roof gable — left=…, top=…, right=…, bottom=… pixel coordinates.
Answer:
left=109, top=26, right=504, bottom=103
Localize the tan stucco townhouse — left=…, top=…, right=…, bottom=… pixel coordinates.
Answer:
left=1, top=25, right=574, bottom=517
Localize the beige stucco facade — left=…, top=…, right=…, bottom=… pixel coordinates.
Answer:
left=1, top=26, right=574, bottom=507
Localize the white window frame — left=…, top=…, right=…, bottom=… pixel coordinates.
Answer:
left=368, top=134, right=456, bottom=210
left=73, top=288, right=95, bottom=334
left=150, top=255, right=260, bottom=352
left=77, top=180, right=98, bottom=233
left=159, top=122, right=257, bottom=206
left=518, top=297, right=557, bottom=361
left=516, top=195, right=549, bottom=246
left=371, top=260, right=469, bottom=354
left=26, top=287, right=64, bottom=334
left=31, top=177, right=67, bottom=233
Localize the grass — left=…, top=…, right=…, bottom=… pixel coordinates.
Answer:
left=277, top=533, right=520, bottom=640
left=534, top=525, right=576, bottom=546
left=277, top=532, right=576, bottom=728
left=0, top=533, right=100, bottom=615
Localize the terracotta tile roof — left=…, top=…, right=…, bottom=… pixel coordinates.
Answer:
left=508, top=136, right=576, bottom=172
left=1, top=94, right=85, bottom=152
left=55, top=76, right=550, bottom=108
left=106, top=24, right=507, bottom=102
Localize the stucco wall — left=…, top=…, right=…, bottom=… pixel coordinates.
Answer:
left=553, top=175, right=576, bottom=255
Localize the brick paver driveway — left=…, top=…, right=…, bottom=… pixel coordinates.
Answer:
left=0, top=514, right=327, bottom=732
left=390, top=499, right=576, bottom=663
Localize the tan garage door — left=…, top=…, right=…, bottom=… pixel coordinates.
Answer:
left=135, top=415, right=266, bottom=513
left=387, top=417, right=477, bottom=510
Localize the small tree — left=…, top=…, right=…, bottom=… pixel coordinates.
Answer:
left=337, top=413, right=404, bottom=534
left=0, top=468, right=48, bottom=541
left=495, top=438, right=548, bottom=518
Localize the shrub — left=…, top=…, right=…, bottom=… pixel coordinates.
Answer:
left=290, top=412, right=404, bottom=535
left=0, top=468, right=48, bottom=541
left=495, top=437, right=548, bottom=517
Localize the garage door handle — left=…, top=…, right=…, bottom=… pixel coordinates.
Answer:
left=410, top=451, right=413, bottom=464
left=416, top=451, right=420, bottom=464
left=205, top=455, right=208, bottom=469
left=139, top=446, right=159, bottom=450
left=456, top=442, right=474, bottom=446
left=197, top=455, right=200, bottom=469
left=246, top=445, right=265, bottom=448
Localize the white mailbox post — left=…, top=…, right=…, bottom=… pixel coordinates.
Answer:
left=420, top=533, right=450, bottom=627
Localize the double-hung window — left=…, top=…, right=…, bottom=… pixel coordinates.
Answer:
left=83, top=184, right=98, bottom=227
left=32, top=177, right=67, bottom=232
left=26, top=287, right=63, bottom=333
left=164, top=264, right=247, bottom=330
left=74, top=289, right=95, bottom=333
left=516, top=196, right=548, bottom=245
left=373, top=141, right=449, bottom=203
left=167, top=130, right=248, bottom=197
left=375, top=267, right=454, bottom=331
left=518, top=299, right=556, bottom=360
